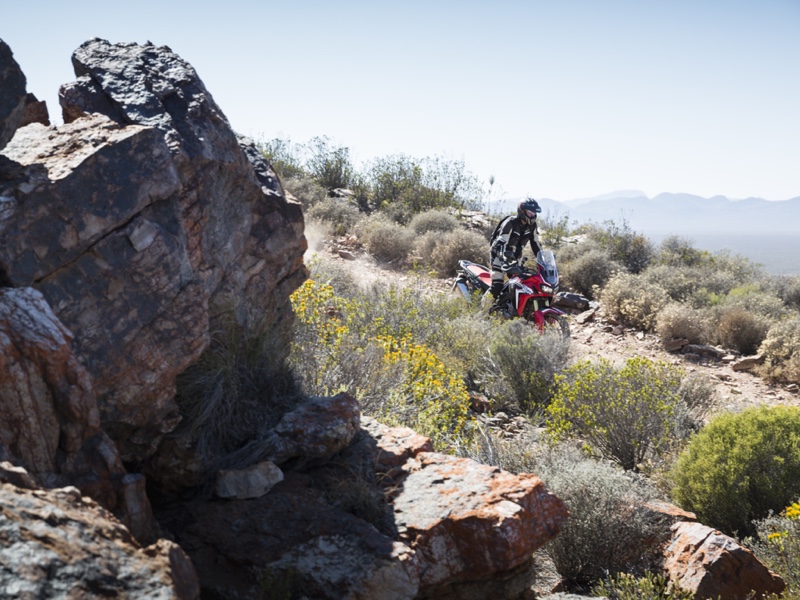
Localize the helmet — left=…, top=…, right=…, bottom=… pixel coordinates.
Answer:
left=517, top=197, right=541, bottom=224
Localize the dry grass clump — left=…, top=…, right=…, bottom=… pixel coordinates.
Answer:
left=656, top=302, right=709, bottom=345
left=408, top=209, right=460, bottom=234
left=715, top=306, right=769, bottom=355
left=175, top=312, right=302, bottom=475
left=428, top=229, right=487, bottom=276
left=306, top=197, right=362, bottom=236
left=601, top=272, right=670, bottom=331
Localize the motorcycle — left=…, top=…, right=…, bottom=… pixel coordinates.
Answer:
left=452, top=250, right=570, bottom=339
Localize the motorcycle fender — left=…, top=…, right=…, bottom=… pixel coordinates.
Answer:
left=531, top=306, right=567, bottom=327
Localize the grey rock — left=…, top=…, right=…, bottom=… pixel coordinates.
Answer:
left=0, top=39, right=27, bottom=150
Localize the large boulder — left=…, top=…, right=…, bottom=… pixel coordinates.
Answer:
left=394, top=451, right=568, bottom=598
left=0, top=39, right=307, bottom=463
left=0, top=39, right=27, bottom=150
left=0, top=287, right=156, bottom=541
left=160, top=420, right=568, bottom=600
left=0, top=482, right=199, bottom=599
left=663, top=521, right=785, bottom=599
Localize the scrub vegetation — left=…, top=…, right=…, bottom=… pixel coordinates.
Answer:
left=238, top=135, right=800, bottom=592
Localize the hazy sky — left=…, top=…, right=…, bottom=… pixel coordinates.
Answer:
left=3, top=0, right=799, bottom=201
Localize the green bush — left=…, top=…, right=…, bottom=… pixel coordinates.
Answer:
left=770, top=274, right=800, bottom=310
left=746, top=499, right=800, bottom=595
left=408, top=209, right=460, bottom=234
left=547, top=357, right=686, bottom=471
left=306, top=198, right=362, bottom=236
left=641, top=263, right=699, bottom=304
left=258, top=136, right=306, bottom=179
left=601, top=272, right=671, bottom=331
left=758, top=316, right=800, bottom=385
left=656, top=235, right=712, bottom=268
left=671, top=405, right=800, bottom=537
left=535, top=445, right=671, bottom=586
left=486, top=320, right=571, bottom=413
left=304, top=135, right=354, bottom=190
left=561, top=247, right=620, bottom=299
left=586, top=219, right=653, bottom=274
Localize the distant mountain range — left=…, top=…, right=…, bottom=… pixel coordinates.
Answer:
left=486, top=192, right=800, bottom=236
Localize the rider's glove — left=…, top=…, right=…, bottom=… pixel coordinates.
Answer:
left=502, top=260, right=518, bottom=272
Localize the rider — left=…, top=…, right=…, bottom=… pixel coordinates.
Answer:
left=488, top=197, right=542, bottom=302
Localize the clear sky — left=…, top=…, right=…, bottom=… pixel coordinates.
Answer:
left=3, top=0, right=799, bottom=202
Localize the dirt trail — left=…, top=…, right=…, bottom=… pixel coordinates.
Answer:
left=316, top=246, right=800, bottom=416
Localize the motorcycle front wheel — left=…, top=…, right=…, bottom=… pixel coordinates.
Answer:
left=542, top=314, right=571, bottom=340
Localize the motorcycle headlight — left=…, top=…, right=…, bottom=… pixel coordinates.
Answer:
left=540, top=284, right=553, bottom=294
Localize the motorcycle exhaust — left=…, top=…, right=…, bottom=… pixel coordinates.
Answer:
left=454, top=279, right=474, bottom=302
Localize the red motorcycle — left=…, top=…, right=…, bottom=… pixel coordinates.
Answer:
left=453, top=250, right=570, bottom=339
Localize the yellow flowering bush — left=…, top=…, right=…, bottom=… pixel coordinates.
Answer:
left=290, top=279, right=472, bottom=446
left=546, top=357, right=685, bottom=471
left=748, top=498, right=800, bottom=594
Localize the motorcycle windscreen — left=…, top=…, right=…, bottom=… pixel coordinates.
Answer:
left=536, top=250, right=559, bottom=286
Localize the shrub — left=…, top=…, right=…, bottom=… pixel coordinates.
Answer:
left=586, top=219, right=653, bottom=274
left=657, top=235, right=711, bottom=267
left=258, top=136, right=306, bottom=179
left=359, top=218, right=414, bottom=263
left=642, top=263, right=698, bottom=304
left=289, top=279, right=473, bottom=447
left=427, top=229, right=487, bottom=277
left=758, top=316, right=800, bottom=385
left=306, top=198, right=361, bottom=236
left=175, top=311, right=302, bottom=474
left=535, top=445, right=672, bottom=586
left=714, top=305, right=769, bottom=355
left=486, top=320, right=571, bottom=413
left=304, top=135, right=354, bottom=190
left=408, top=209, right=460, bottom=234
left=593, top=571, right=694, bottom=600
left=547, top=357, right=686, bottom=471
left=655, top=302, right=709, bottom=345
left=561, top=247, right=620, bottom=299
left=769, top=274, right=800, bottom=310
left=671, top=405, right=800, bottom=537
left=601, top=272, right=670, bottom=331
left=282, top=174, right=328, bottom=208
left=747, top=499, right=800, bottom=595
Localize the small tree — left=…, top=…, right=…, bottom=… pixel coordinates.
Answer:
left=547, top=357, right=685, bottom=471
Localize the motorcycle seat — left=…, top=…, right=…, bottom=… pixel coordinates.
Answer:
left=464, top=263, right=492, bottom=287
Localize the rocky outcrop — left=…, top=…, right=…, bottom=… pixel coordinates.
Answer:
left=663, top=521, right=785, bottom=599
left=0, top=39, right=27, bottom=150
left=161, top=419, right=568, bottom=600
left=0, top=287, right=156, bottom=541
left=0, top=38, right=307, bottom=463
left=0, top=482, right=199, bottom=599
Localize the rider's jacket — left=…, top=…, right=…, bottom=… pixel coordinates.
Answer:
left=490, top=215, right=541, bottom=265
